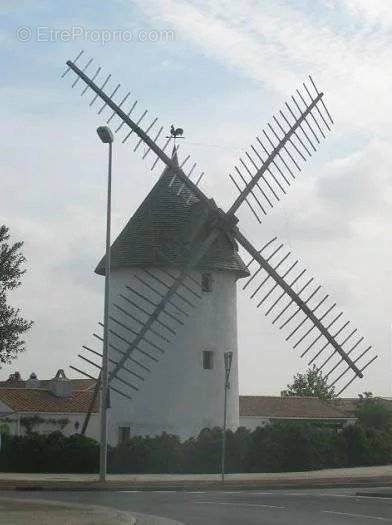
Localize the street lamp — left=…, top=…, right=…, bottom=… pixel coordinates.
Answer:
left=221, top=351, right=233, bottom=484
left=96, top=125, right=114, bottom=482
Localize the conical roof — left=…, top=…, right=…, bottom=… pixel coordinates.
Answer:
left=95, top=163, right=249, bottom=278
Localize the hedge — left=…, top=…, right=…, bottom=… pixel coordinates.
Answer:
left=1, top=422, right=392, bottom=473
left=0, top=431, right=99, bottom=473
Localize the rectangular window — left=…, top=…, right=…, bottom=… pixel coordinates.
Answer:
left=118, top=426, right=130, bottom=445
left=203, top=350, right=214, bottom=370
left=201, top=272, right=212, bottom=292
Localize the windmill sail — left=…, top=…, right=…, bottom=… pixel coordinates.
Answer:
left=63, top=52, right=376, bottom=395
left=228, top=77, right=333, bottom=223
left=62, top=53, right=206, bottom=190
left=238, top=235, right=377, bottom=395
left=71, top=264, right=201, bottom=400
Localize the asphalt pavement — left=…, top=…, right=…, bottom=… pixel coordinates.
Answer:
left=0, top=497, right=136, bottom=525
left=4, top=487, right=392, bottom=524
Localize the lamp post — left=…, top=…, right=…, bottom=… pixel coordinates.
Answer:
left=221, top=351, right=233, bottom=484
left=96, top=125, right=114, bottom=482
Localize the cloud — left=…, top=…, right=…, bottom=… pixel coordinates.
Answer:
left=127, top=0, right=392, bottom=395
left=2, top=1, right=391, bottom=398
left=343, top=0, right=392, bottom=30
left=136, top=0, right=392, bottom=136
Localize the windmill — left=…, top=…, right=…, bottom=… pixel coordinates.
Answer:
left=62, top=51, right=377, bottom=442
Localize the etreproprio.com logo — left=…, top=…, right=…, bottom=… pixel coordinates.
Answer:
left=16, top=26, right=175, bottom=44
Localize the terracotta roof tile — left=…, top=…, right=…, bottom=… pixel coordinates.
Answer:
left=0, top=379, right=95, bottom=391
left=331, top=398, right=359, bottom=416
left=0, top=388, right=99, bottom=414
left=239, top=396, right=353, bottom=420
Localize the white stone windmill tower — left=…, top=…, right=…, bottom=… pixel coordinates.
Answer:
left=64, top=51, right=378, bottom=445
left=94, top=158, right=249, bottom=441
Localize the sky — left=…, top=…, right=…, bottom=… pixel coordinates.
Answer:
left=1, top=0, right=391, bottom=397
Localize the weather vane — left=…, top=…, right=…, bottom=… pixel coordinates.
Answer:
left=169, top=124, right=185, bottom=139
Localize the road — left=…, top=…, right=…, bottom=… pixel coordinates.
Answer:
left=3, top=488, right=392, bottom=524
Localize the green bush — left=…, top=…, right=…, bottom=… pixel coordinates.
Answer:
left=182, top=427, right=221, bottom=473
left=225, top=427, right=252, bottom=473
left=109, top=433, right=183, bottom=473
left=364, top=428, right=392, bottom=466
left=247, top=422, right=340, bottom=473
left=338, top=423, right=392, bottom=467
left=180, top=427, right=252, bottom=474
left=0, top=420, right=391, bottom=474
left=0, top=432, right=98, bottom=473
left=356, top=396, right=392, bottom=431
left=341, top=424, right=369, bottom=467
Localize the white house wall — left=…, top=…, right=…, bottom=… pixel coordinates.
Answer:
left=0, top=399, right=12, bottom=415
left=239, top=415, right=356, bottom=430
left=106, top=267, right=240, bottom=444
left=239, top=416, right=270, bottom=431
left=0, top=412, right=100, bottom=440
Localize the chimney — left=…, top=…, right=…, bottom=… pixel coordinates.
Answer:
left=7, top=371, right=22, bottom=382
left=49, top=369, right=72, bottom=398
left=26, top=372, right=41, bottom=389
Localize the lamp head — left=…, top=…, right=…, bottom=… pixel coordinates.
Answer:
left=97, top=126, right=114, bottom=144
left=224, top=351, right=233, bottom=372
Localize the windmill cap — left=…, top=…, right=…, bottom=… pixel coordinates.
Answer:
left=95, top=165, right=249, bottom=277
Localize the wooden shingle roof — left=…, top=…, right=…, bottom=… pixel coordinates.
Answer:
left=95, top=166, right=249, bottom=277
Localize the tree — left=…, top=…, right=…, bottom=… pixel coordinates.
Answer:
left=0, top=225, right=32, bottom=366
left=356, top=393, right=392, bottom=431
left=282, top=364, right=336, bottom=399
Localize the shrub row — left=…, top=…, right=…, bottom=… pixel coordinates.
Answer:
left=1, top=422, right=392, bottom=473
left=109, top=423, right=392, bottom=474
left=0, top=432, right=99, bottom=473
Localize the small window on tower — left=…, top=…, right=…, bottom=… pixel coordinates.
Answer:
left=118, top=426, right=130, bottom=445
left=202, top=350, right=214, bottom=370
left=201, top=273, right=212, bottom=292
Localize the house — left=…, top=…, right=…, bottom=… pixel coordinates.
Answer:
left=0, top=369, right=372, bottom=443
left=0, top=370, right=99, bottom=439
left=239, top=395, right=357, bottom=430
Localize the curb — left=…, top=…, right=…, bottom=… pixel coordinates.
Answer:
left=356, top=491, right=392, bottom=498
left=1, top=476, right=392, bottom=492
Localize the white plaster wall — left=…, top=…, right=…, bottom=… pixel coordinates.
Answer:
left=239, top=416, right=356, bottom=430
left=83, top=413, right=100, bottom=440
left=0, top=416, right=18, bottom=435
left=0, top=400, right=12, bottom=415
left=239, top=416, right=270, bottom=431
left=106, top=267, right=240, bottom=444
left=0, top=412, right=100, bottom=440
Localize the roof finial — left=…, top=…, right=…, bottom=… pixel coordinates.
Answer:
left=171, top=143, right=179, bottom=166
